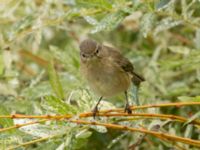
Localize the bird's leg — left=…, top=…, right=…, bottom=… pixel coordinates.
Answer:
left=92, top=96, right=103, bottom=119
left=124, top=91, right=132, bottom=114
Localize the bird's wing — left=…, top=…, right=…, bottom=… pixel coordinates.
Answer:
left=104, top=46, right=134, bottom=72
left=105, top=46, right=145, bottom=85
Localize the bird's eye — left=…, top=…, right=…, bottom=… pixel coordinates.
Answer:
left=94, top=45, right=101, bottom=55
left=95, top=47, right=100, bottom=54
left=82, top=54, right=86, bottom=57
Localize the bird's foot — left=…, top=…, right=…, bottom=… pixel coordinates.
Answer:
left=92, top=106, right=99, bottom=119
left=124, top=104, right=132, bottom=114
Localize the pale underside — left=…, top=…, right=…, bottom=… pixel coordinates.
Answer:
left=81, top=56, right=131, bottom=97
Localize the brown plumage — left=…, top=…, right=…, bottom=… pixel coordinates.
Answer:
left=79, top=39, right=144, bottom=118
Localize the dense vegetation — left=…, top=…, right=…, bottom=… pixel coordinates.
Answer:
left=0, top=0, right=200, bottom=149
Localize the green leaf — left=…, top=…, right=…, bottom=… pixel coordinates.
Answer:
left=184, top=124, right=193, bottom=138
left=168, top=46, right=190, bottom=55
left=156, top=0, right=171, bottom=10
left=48, top=61, right=64, bottom=99
left=91, top=125, right=107, bottom=133
left=42, top=95, right=77, bottom=114
left=76, top=0, right=112, bottom=9
left=21, top=81, right=52, bottom=100
left=159, top=51, right=200, bottom=70
left=193, top=96, right=200, bottom=101
left=84, top=16, right=98, bottom=25
left=154, top=17, right=183, bottom=36
left=62, top=126, right=91, bottom=150
left=0, top=105, right=13, bottom=128
left=8, top=15, right=35, bottom=41
left=178, top=96, right=200, bottom=101
left=183, top=111, right=200, bottom=126
left=75, top=128, right=92, bottom=139
left=195, top=29, right=200, bottom=49
left=49, top=45, right=80, bottom=73
left=91, top=11, right=127, bottom=33
left=140, top=12, right=156, bottom=38
left=0, top=53, right=4, bottom=76
left=73, top=137, right=89, bottom=149
left=107, top=133, right=127, bottom=149
left=15, top=118, right=67, bottom=137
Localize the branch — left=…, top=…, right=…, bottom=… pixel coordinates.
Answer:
left=1, top=101, right=200, bottom=133
left=6, top=118, right=200, bottom=149
left=1, top=112, right=200, bottom=128
left=69, top=119, right=200, bottom=147
left=1, top=101, right=200, bottom=148
left=8, top=133, right=62, bottom=150
left=0, top=119, right=47, bottom=132
left=80, top=113, right=200, bottom=126
left=98, top=101, right=200, bottom=113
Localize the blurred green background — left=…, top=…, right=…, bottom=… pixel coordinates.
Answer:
left=0, top=0, right=200, bottom=149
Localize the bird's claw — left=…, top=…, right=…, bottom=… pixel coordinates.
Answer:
left=124, top=104, right=132, bottom=114
left=92, top=106, right=98, bottom=119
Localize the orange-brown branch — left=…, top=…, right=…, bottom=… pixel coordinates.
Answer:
left=5, top=119, right=200, bottom=149
left=99, top=101, right=200, bottom=113
left=1, top=112, right=199, bottom=126
left=1, top=112, right=200, bottom=134
left=69, top=119, right=200, bottom=147
left=80, top=112, right=200, bottom=126
left=1, top=101, right=200, bottom=148
left=0, top=119, right=47, bottom=132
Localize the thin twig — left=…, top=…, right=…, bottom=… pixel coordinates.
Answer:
left=1, top=112, right=200, bottom=128
left=0, top=101, right=200, bottom=148
left=0, top=119, right=47, bottom=132
left=8, top=133, right=62, bottom=150
left=99, top=101, right=200, bottom=113
left=7, top=118, right=200, bottom=149
left=69, top=119, right=200, bottom=147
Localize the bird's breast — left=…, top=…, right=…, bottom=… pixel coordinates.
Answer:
left=81, top=59, right=131, bottom=97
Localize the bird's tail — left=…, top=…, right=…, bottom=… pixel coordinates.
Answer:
left=131, top=71, right=145, bottom=87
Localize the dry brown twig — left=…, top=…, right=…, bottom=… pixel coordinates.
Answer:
left=1, top=101, right=200, bottom=149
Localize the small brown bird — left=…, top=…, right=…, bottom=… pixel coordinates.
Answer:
left=79, top=39, right=144, bottom=118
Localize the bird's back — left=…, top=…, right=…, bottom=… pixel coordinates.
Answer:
left=104, top=46, right=145, bottom=86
